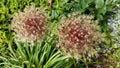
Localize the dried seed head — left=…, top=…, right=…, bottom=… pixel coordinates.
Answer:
left=57, top=13, right=102, bottom=60
left=11, top=5, right=48, bottom=45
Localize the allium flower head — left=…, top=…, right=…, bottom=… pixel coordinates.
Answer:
left=11, top=5, right=48, bottom=45
left=57, top=13, right=102, bottom=60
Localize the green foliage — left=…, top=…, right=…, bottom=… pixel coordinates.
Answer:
left=0, top=36, right=73, bottom=68
left=0, top=30, right=8, bottom=56
left=106, top=5, right=120, bottom=67
left=87, top=0, right=117, bottom=20
left=0, top=23, right=14, bottom=56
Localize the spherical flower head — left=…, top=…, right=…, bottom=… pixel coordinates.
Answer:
left=57, top=13, right=102, bottom=60
left=11, top=5, right=48, bottom=45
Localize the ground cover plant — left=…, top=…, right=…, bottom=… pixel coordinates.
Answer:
left=0, top=0, right=120, bottom=68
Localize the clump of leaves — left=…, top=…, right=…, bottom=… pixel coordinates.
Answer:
left=0, top=36, right=72, bottom=68
left=0, top=23, right=14, bottom=56
left=0, top=30, right=8, bottom=56
left=107, top=4, right=120, bottom=67
left=88, top=0, right=117, bottom=20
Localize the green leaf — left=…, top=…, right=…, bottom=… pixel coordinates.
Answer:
left=97, top=14, right=103, bottom=20
left=105, top=0, right=112, bottom=5
left=98, top=6, right=106, bottom=15
left=95, top=0, right=104, bottom=8
left=51, top=10, right=58, bottom=19
left=81, top=0, right=88, bottom=9
left=0, top=14, right=5, bottom=20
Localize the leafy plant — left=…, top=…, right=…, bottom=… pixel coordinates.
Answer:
left=0, top=36, right=72, bottom=68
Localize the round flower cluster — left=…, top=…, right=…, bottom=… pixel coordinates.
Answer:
left=11, top=5, right=48, bottom=45
left=57, top=13, right=102, bottom=60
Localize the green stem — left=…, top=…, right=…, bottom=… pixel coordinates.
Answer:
left=7, top=41, right=16, bottom=58
left=79, top=58, right=88, bottom=68
left=72, top=57, right=76, bottom=68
